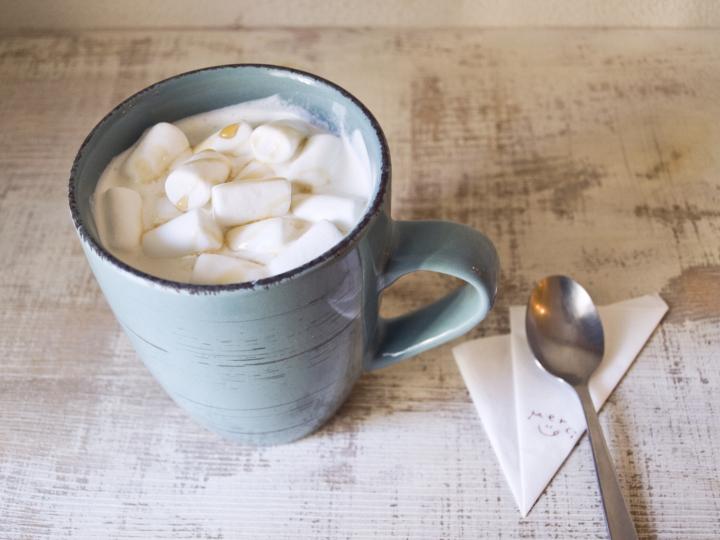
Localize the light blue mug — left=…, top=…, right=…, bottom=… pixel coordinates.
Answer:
left=69, top=65, right=499, bottom=445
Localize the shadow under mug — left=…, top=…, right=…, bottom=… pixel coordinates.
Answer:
left=69, top=65, right=499, bottom=445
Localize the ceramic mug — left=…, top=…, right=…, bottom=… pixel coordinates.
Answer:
left=69, top=65, right=499, bottom=445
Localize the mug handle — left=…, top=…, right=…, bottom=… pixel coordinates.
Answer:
left=369, top=220, right=499, bottom=370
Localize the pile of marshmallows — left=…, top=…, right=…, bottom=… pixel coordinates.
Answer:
left=95, top=120, right=368, bottom=284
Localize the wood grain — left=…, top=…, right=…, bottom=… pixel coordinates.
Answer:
left=1, top=28, right=719, bottom=539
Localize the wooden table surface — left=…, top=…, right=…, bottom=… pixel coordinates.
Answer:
left=1, top=28, right=719, bottom=539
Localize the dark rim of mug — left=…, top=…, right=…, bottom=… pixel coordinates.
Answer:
left=68, top=64, right=390, bottom=294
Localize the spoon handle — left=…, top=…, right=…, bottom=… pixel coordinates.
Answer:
left=575, top=384, right=638, bottom=540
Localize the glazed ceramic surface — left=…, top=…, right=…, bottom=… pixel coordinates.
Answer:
left=69, top=65, right=499, bottom=444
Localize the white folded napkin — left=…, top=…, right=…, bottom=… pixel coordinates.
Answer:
left=454, top=294, right=668, bottom=516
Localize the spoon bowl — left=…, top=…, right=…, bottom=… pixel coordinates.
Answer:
left=525, top=275, right=604, bottom=387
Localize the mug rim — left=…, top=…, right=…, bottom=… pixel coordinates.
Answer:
left=68, top=64, right=391, bottom=294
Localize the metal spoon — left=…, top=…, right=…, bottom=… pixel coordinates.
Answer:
left=525, top=275, right=638, bottom=540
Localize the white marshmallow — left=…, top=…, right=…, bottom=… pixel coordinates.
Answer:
left=250, top=122, right=304, bottom=164
left=235, top=160, right=275, bottom=180
left=279, top=132, right=373, bottom=198
left=151, top=196, right=182, bottom=226
left=226, top=217, right=309, bottom=254
left=169, top=148, right=193, bottom=171
left=194, top=122, right=253, bottom=156
left=122, top=122, right=190, bottom=183
left=164, top=150, right=231, bottom=210
left=142, top=208, right=222, bottom=258
left=138, top=180, right=166, bottom=231
left=281, top=133, right=342, bottom=189
left=212, top=178, right=291, bottom=227
left=229, top=156, right=252, bottom=177
left=291, top=193, right=365, bottom=232
left=268, top=220, right=344, bottom=276
left=226, top=249, right=274, bottom=266
left=95, top=187, right=143, bottom=251
left=184, top=149, right=232, bottom=166
left=191, top=253, right=266, bottom=285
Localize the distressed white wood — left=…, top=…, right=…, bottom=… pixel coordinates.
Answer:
left=0, top=28, right=719, bottom=538
left=3, top=0, right=720, bottom=30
